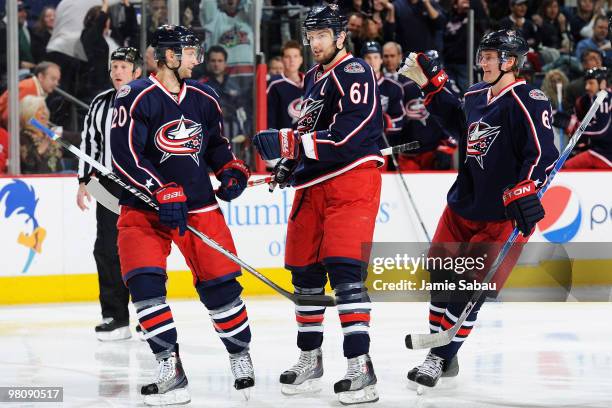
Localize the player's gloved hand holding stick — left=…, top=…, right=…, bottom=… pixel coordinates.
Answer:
left=29, top=118, right=336, bottom=307
left=502, top=180, right=545, bottom=237
left=252, top=128, right=421, bottom=190
left=154, top=183, right=189, bottom=236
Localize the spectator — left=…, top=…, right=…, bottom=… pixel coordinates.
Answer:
left=541, top=69, right=570, bottom=110
left=0, top=126, right=7, bottom=174
left=16, top=0, right=35, bottom=70
left=147, top=0, right=168, bottom=42
left=144, top=45, right=158, bottom=76
left=532, top=0, right=569, bottom=52
left=382, top=41, right=403, bottom=80
left=19, top=95, right=63, bottom=174
left=569, top=0, right=595, bottom=44
left=29, top=6, right=55, bottom=64
left=107, top=0, right=139, bottom=48
left=443, top=0, right=488, bottom=93
left=198, top=45, right=248, bottom=143
left=392, top=0, right=446, bottom=54
left=370, top=0, right=396, bottom=42
left=564, top=49, right=603, bottom=112
left=347, top=11, right=365, bottom=53
left=46, top=0, right=122, bottom=112
left=268, top=56, right=284, bottom=77
left=0, top=61, right=61, bottom=128
left=574, top=15, right=611, bottom=62
left=80, top=2, right=119, bottom=100
left=499, top=0, right=539, bottom=49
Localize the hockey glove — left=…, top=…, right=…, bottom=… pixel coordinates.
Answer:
left=398, top=52, right=448, bottom=103
left=154, top=183, right=188, bottom=236
left=215, top=159, right=251, bottom=202
left=253, top=128, right=300, bottom=161
left=272, top=158, right=299, bottom=190
left=502, top=180, right=545, bottom=237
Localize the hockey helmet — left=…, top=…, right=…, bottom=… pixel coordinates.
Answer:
left=361, top=41, right=382, bottom=57
left=151, top=25, right=203, bottom=63
left=584, top=66, right=608, bottom=82
left=110, top=47, right=143, bottom=70
left=302, top=3, right=348, bottom=46
left=476, top=29, right=529, bottom=70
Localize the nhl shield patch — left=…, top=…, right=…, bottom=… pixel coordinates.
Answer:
left=529, top=89, right=548, bottom=101
left=344, top=62, right=365, bottom=74
left=117, top=85, right=131, bottom=98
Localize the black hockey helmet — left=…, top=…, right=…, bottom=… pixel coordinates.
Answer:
left=584, top=66, right=608, bottom=82
left=361, top=41, right=382, bottom=57
left=110, top=47, right=143, bottom=71
left=151, top=24, right=203, bottom=63
left=302, top=3, right=348, bottom=46
left=477, top=29, right=529, bottom=70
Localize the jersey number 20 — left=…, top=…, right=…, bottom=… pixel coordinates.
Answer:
left=111, top=106, right=128, bottom=128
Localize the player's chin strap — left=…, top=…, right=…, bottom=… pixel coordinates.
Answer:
left=322, top=38, right=345, bottom=65
left=163, top=56, right=184, bottom=85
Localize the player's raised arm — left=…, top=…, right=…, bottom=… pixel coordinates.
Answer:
left=110, top=85, right=167, bottom=194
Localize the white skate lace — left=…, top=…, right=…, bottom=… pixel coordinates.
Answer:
left=290, top=350, right=317, bottom=375
left=156, top=356, right=176, bottom=384
left=344, top=356, right=367, bottom=381
left=419, top=353, right=444, bottom=379
left=230, top=353, right=253, bottom=378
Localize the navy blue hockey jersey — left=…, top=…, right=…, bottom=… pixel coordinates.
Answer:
left=293, top=54, right=384, bottom=188
left=576, top=90, right=612, bottom=163
left=377, top=76, right=405, bottom=136
left=267, top=73, right=304, bottom=129
left=110, top=74, right=235, bottom=212
left=399, top=80, right=460, bottom=153
left=427, top=79, right=559, bottom=221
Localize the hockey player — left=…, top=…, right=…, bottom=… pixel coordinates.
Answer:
left=77, top=47, right=143, bottom=341
left=110, top=25, right=254, bottom=406
left=398, top=50, right=459, bottom=170
left=361, top=41, right=405, bottom=143
left=267, top=40, right=305, bottom=130
left=252, top=4, right=382, bottom=405
left=564, top=67, right=612, bottom=169
left=399, top=30, right=559, bottom=388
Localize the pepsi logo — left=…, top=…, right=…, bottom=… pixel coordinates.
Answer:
left=538, top=186, right=582, bottom=243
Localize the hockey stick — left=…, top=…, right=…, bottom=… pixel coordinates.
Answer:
left=380, top=133, right=431, bottom=242
left=88, top=141, right=422, bottom=214
left=405, top=90, right=608, bottom=350
left=556, top=82, right=565, bottom=151
left=29, top=118, right=336, bottom=307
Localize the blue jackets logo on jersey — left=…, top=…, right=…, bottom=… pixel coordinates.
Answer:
left=288, top=98, right=304, bottom=124
left=467, top=120, right=501, bottom=169
left=297, top=99, right=325, bottom=133
left=155, top=115, right=204, bottom=164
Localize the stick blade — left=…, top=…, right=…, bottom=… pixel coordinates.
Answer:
left=405, top=330, right=453, bottom=350
left=293, top=294, right=336, bottom=307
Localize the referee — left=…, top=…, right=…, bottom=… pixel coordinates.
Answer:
left=76, top=47, right=143, bottom=341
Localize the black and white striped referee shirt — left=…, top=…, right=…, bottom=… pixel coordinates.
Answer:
left=78, top=88, right=116, bottom=183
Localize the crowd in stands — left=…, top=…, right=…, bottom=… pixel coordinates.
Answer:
left=0, top=0, right=611, bottom=175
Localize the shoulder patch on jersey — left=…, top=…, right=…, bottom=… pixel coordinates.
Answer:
left=344, top=62, right=365, bottom=74
left=529, top=89, right=548, bottom=101
left=117, top=85, right=131, bottom=99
